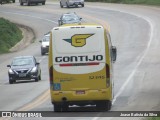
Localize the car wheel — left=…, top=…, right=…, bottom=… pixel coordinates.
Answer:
left=27, top=0, right=30, bottom=6
left=107, top=100, right=112, bottom=111
left=42, top=2, right=45, bottom=5
left=66, top=2, right=69, bottom=8
left=38, top=71, right=41, bottom=80
left=9, top=79, right=14, bottom=84
left=12, top=0, right=15, bottom=3
left=82, top=4, right=84, bottom=7
left=41, top=51, right=45, bottom=55
left=41, top=52, right=45, bottom=55
left=60, top=2, right=63, bottom=8
left=39, top=75, right=41, bottom=80
left=20, top=0, right=23, bottom=5
left=96, top=100, right=111, bottom=111
left=62, top=104, right=69, bottom=112
left=20, top=2, right=23, bottom=5
left=35, top=77, right=39, bottom=82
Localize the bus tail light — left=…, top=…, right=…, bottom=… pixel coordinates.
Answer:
left=106, top=64, right=110, bottom=87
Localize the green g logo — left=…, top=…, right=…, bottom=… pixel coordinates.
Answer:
left=63, top=34, right=94, bottom=47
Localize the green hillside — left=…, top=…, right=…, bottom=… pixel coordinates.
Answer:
left=86, top=0, right=160, bottom=5
left=0, top=18, right=22, bottom=54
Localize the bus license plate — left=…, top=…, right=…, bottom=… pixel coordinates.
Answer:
left=76, top=90, right=85, bottom=95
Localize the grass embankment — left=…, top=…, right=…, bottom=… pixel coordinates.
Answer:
left=0, top=18, right=22, bottom=54
left=148, top=118, right=160, bottom=120
left=86, top=0, right=160, bottom=5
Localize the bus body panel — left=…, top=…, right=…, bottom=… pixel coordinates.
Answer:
left=48, top=24, right=114, bottom=110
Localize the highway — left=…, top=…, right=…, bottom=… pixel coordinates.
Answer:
left=0, top=1, right=160, bottom=119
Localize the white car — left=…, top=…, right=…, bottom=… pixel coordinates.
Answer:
left=39, top=33, right=50, bottom=55
left=60, top=0, right=84, bottom=8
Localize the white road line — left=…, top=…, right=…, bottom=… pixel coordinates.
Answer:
left=0, top=6, right=155, bottom=119
left=108, top=9, right=154, bottom=105
left=86, top=5, right=154, bottom=120
left=88, top=4, right=154, bottom=104
left=39, top=56, right=46, bottom=63
left=0, top=11, right=58, bottom=24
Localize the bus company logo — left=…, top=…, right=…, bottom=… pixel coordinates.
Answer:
left=63, top=34, right=94, bottom=47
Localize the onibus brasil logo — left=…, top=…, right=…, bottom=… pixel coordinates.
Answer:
left=63, top=34, right=94, bottom=47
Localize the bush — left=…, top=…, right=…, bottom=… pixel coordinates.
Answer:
left=85, top=0, right=160, bottom=5
left=0, top=18, right=22, bottom=54
left=0, top=0, right=15, bottom=4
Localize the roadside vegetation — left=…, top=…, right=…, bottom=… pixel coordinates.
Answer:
left=0, top=18, right=22, bottom=54
left=148, top=118, right=160, bottom=120
left=85, top=0, right=160, bottom=5
left=0, top=0, right=15, bottom=4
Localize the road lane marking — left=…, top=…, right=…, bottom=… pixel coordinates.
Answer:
left=79, top=13, right=110, bottom=32
left=17, top=89, right=50, bottom=111
left=38, top=56, right=46, bottom=63
left=81, top=5, right=154, bottom=114
left=0, top=10, right=56, bottom=111
left=86, top=5, right=154, bottom=120
left=87, top=4, right=154, bottom=104
left=0, top=9, right=107, bottom=112
left=0, top=11, right=58, bottom=24
left=1, top=4, right=154, bottom=115
left=105, top=9, right=154, bottom=105
left=16, top=48, right=48, bottom=110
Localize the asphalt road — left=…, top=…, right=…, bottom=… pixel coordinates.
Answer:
left=0, top=1, right=160, bottom=119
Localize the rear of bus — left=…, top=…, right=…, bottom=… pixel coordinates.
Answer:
left=49, top=24, right=114, bottom=112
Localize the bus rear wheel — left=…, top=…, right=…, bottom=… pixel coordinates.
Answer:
left=96, top=100, right=111, bottom=111
left=54, top=104, right=61, bottom=112
left=61, top=104, right=68, bottom=112
left=54, top=103, right=68, bottom=112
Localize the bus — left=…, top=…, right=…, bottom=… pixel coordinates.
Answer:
left=48, top=23, right=117, bottom=112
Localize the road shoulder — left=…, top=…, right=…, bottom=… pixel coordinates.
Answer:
left=9, top=24, right=35, bottom=52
